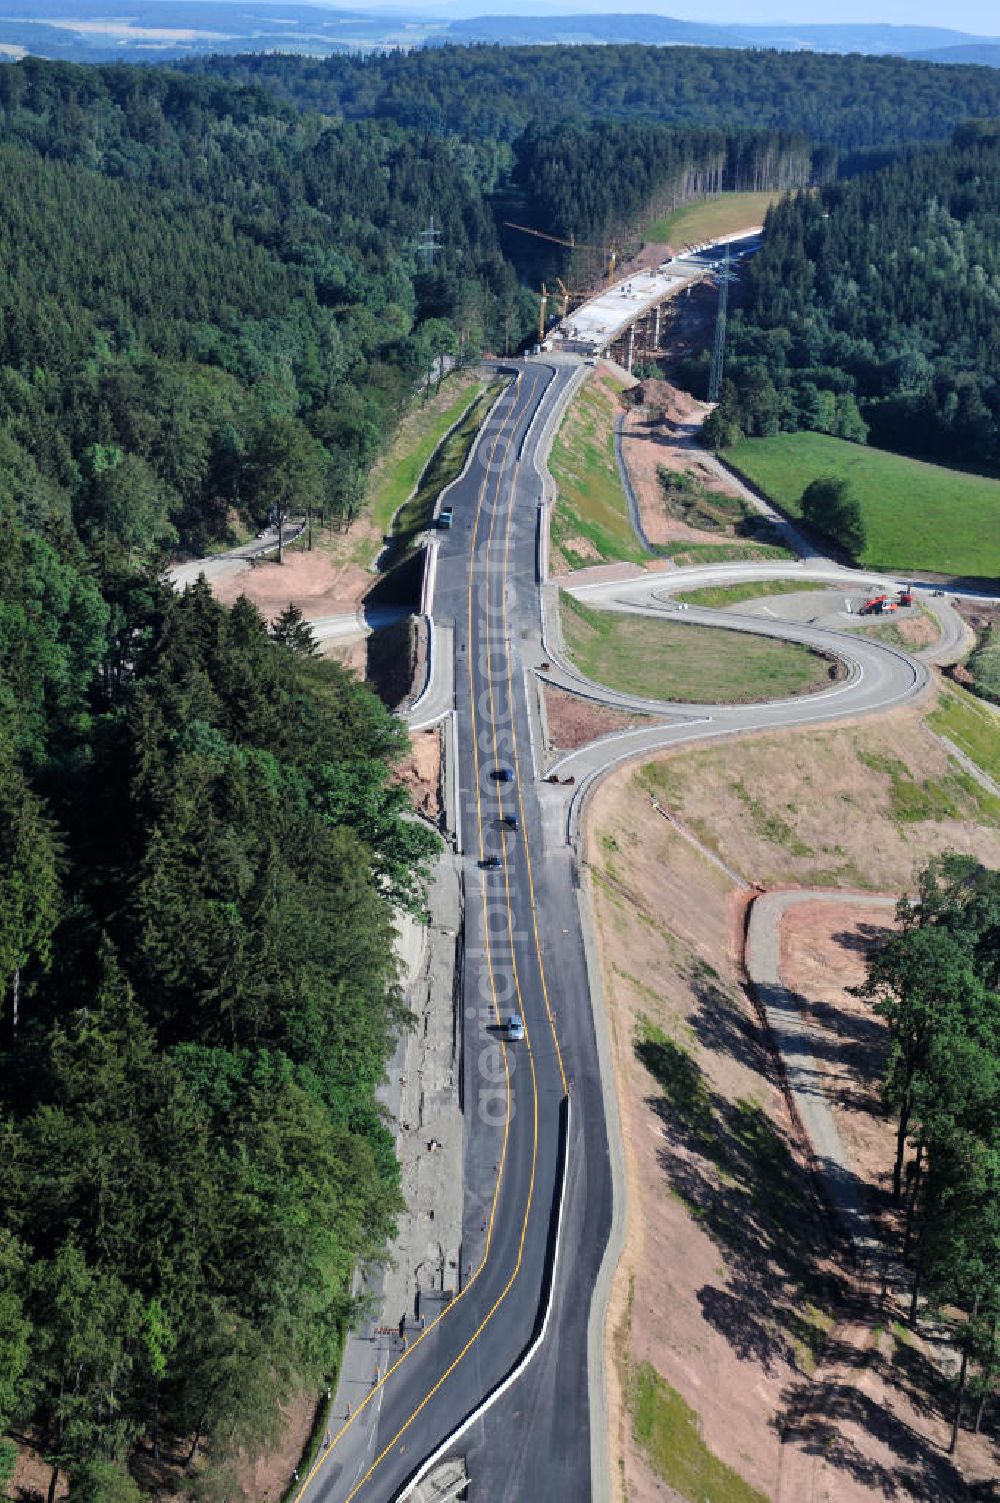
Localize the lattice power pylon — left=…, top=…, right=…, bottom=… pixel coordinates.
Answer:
left=708, top=243, right=738, bottom=404
left=417, top=215, right=442, bottom=271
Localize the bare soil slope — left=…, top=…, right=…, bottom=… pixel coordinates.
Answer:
left=211, top=543, right=376, bottom=622
left=620, top=380, right=748, bottom=548
left=589, top=701, right=1000, bottom=1503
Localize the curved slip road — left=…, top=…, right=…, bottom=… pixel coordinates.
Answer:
left=167, top=354, right=988, bottom=1502
left=295, top=363, right=972, bottom=1503
left=543, top=573, right=932, bottom=806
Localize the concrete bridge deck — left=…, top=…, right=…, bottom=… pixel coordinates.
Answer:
left=547, top=230, right=761, bottom=367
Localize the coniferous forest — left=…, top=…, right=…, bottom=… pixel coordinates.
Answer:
left=703, top=122, right=1000, bottom=470
left=2, top=37, right=1000, bottom=1497
left=184, top=44, right=1000, bottom=155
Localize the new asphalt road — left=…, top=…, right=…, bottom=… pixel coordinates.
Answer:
left=296, top=356, right=955, bottom=1503
left=297, top=361, right=612, bottom=1503
left=176, top=350, right=958, bottom=1502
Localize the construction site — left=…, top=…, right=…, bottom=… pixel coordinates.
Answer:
left=506, top=216, right=760, bottom=375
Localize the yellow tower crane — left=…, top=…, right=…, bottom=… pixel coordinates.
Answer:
left=538, top=282, right=548, bottom=343
left=504, top=221, right=620, bottom=285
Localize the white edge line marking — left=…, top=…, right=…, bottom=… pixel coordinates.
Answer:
left=397, top=1097, right=572, bottom=1501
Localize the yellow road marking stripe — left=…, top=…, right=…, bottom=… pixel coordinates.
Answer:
left=291, top=381, right=522, bottom=1503
left=338, top=375, right=542, bottom=1500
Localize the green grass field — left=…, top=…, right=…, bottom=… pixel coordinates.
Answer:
left=368, top=375, right=489, bottom=537
left=675, top=579, right=825, bottom=609
left=645, top=191, right=780, bottom=247
left=550, top=376, right=645, bottom=569
left=560, top=592, right=839, bottom=703
left=380, top=381, right=504, bottom=565
left=723, top=432, right=1000, bottom=581
left=630, top=1362, right=769, bottom=1503
left=927, top=688, right=1000, bottom=785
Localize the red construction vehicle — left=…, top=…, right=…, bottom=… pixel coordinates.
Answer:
left=898, top=587, right=914, bottom=607
left=859, top=594, right=898, bottom=616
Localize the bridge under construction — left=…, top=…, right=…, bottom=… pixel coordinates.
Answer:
left=544, top=231, right=760, bottom=372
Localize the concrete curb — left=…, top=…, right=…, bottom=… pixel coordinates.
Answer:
left=577, top=873, right=627, bottom=1503
left=446, top=709, right=462, bottom=854
left=406, top=613, right=436, bottom=719
left=614, top=412, right=653, bottom=554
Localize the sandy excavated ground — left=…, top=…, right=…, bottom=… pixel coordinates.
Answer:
left=640, top=701, right=1000, bottom=894
left=9, top=1442, right=68, bottom=1501
left=781, top=900, right=896, bottom=1209
left=956, top=598, right=1000, bottom=636
left=320, top=638, right=368, bottom=675
left=589, top=773, right=831, bottom=1503
left=620, top=379, right=747, bottom=547
left=860, top=610, right=941, bottom=651
left=392, top=726, right=442, bottom=823
left=542, top=680, right=650, bottom=751
left=590, top=703, right=1000, bottom=1503
left=211, top=540, right=376, bottom=623
left=231, top=1393, right=317, bottom=1502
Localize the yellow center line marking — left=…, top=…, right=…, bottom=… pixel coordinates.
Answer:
left=294, top=373, right=550, bottom=1503
left=497, top=441, right=569, bottom=1095
left=335, top=374, right=541, bottom=1500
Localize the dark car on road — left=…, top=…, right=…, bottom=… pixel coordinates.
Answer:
left=493, top=766, right=514, bottom=783
left=480, top=854, right=502, bottom=870
left=438, top=507, right=453, bottom=529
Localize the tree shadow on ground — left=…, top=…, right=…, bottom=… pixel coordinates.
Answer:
left=830, top=921, right=896, bottom=956
left=799, top=994, right=887, bottom=1119
left=636, top=1015, right=976, bottom=1496
left=779, top=1364, right=967, bottom=1502
left=637, top=1028, right=836, bottom=1380
left=686, top=963, right=777, bottom=1081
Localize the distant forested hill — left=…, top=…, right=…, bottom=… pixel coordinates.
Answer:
left=702, top=122, right=1000, bottom=472
left=185, top=44, right=1000, bottom=153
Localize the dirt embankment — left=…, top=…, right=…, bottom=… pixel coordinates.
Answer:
left=619, top=379, right=753, bottom=548
left=211, top=542, right=376, bottom=623
left=542, top=681, right=650, bottom=753
left=393, top=726, right=442, bottom=824
left=589, top=701, right=1000, bottom=1503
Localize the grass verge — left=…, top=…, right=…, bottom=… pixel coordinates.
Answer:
left=675, top=579, right=825, bottom=609
left=968, top=626, right=1000, bottom=706
left=368, top=374, right=489, bottom=537
left=723, top=431, right=1000, bottom=581
left=855, top=746, right=1000, bottom=825
left=630, top=1362, right=769, bottom=1503
left=560, top=592, right=840, bottom=704
left=927, top=688, right=1000, bottom=785
left=550, top=375, right=646, bottom=569
left=644, top=191, right=780, bottom=247
left=380, top=381, right=504, bottom=567
left=658, top=539, right=793, bottom=566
